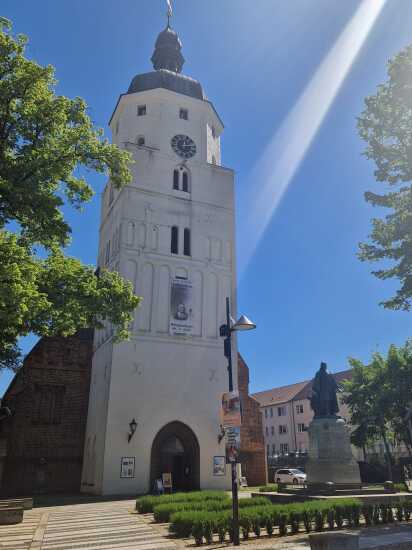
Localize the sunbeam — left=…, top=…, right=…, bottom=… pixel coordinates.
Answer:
left=238, top=0, right=387, bottom=277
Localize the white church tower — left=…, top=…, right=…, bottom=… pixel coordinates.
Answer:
left=82, top=17, right=237, bottom=495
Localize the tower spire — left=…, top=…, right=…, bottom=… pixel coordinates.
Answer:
left=166, top=0, right=173, bottom=27
left=151, top=4, right=185, bottom=74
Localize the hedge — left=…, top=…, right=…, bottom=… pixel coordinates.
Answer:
left=135, top=490, right=227, bottom=513
left=180, top=499, right=412, bottom=545
left=153, top=496, right=270, bottom=523
left=169, top=499, right=363, bottom=541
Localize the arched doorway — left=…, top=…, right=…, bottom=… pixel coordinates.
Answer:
left=150, top=422, right=200, bottom=492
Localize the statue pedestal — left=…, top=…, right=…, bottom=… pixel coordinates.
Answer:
left=306, top=417, right=361, bottom=486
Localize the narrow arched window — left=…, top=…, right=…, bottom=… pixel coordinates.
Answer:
left=173, top=169, right=179, bottom=190
left=182, top=171, right=189, bottom=193
left=137, top=136, right=145, bottom=147
left=212, top=155, right=216, bottom=165
left=184, top=228, right=191, bottom=257
left=171, top=226, right=179, bottom=254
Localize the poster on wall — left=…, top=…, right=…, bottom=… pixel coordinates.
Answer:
left=213, top=456, right=226, bottom=476
left=120, top=457, right=135, bottom=478
left=170, top=278, right=193, bottom=336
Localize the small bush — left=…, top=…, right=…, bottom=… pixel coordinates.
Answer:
left=191, top=520, right=204, bottom=546
left=394, top=483, right=408, bottom=493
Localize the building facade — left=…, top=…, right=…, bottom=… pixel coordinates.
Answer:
left=0, top=331, right=93, bottom=496
left=253, top=371, right=353, bottom=459
left=82, top=22, right=238, bottom=495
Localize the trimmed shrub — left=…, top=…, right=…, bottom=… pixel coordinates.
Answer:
left=168, top=497, right=364, bottom=541
left=153, top=495, right=269, bottom=523
left=136, top=490, right=227, bottom=513
left=192, top=520, right=204, bottom=546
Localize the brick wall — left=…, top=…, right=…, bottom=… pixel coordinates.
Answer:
left=0, top=330, right=93, bottom=497
left=238, top=355, right=268, bottom=486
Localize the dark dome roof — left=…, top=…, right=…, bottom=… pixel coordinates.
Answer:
left=128, top=69, right=205, bottom=100
left=151, top=24, right=185, bottom=73
left=155, top=26, right=182, bottom=49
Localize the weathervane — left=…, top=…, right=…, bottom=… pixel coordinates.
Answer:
left=166, top=0, right=173, bottom=26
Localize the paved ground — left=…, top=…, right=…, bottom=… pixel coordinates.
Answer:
left=0, top=500, right=177, bottom=550
left=3, top=499, right=412, bottom=550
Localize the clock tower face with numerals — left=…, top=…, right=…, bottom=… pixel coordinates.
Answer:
left=82, top=20, right=237, bottom=498
left=171, top=134, right=197, bottom=159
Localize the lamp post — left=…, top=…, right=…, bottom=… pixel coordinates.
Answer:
left=220, top=297, right=256, bottom=546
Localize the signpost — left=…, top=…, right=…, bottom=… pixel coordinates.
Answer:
left=219, top=298, right=256, bottom=546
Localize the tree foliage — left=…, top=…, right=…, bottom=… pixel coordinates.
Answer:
left=358, top=44, right=412, bottom=310
left=0, top=20, right=140, bottom=371
left=343, top=342, right=412, bottom=478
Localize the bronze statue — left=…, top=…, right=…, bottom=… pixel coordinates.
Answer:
left=310, top=362, right=340, bottom=417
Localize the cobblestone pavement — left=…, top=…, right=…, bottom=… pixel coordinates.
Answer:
left=0, top=500, right=177, bottom=550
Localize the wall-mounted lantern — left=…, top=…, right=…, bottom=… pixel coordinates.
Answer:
left=128, top=418, right=138, bottom=443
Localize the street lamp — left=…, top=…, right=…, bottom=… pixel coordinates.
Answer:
left=220, top=297, right=256, bottom=546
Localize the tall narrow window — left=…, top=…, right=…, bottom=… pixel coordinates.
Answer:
left=182, top=171, right=189, bottom=192
left=173, top=170, right=179, bottom=190
left=137, top=105, right=147, bottom=116
left=184, top=228, right=191, bottom=257
left=180, top=108, right=188, bottom=120
left=171, top=226, right=178, bottom=254
left=137, top=136, right=145, bottom=147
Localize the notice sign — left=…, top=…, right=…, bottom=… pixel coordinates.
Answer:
left=170, top=278, right=193, bottom=336
left=221, top=391, right=242, bottom=463
left=162, top=472, right=172, bottom=489
left=120, top=457, right=135, bottom=478
left=226, top=427, right=241, bottom=464
left=221, top=391, right=242, bottom=428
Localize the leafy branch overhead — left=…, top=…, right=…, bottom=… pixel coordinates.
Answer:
left=0, top=20, right=140, bottom=371
left=358, top=44, right=412, bottom=310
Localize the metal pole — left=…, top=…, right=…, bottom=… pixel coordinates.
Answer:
left=231, top=461, right=240, bottom=545
left=226, top=297, right=233, bottom=392
left=225, top=297, right=239, bottom=545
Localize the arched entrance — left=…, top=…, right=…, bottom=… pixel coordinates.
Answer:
left=150, top=422, right=200, bottom=492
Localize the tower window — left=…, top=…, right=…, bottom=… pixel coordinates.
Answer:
left=137, top=136, right=145, bottom=147
left=171, top=226, right=179, bottom=254
left=137, top=105, right=147, bottom=116
left=212, top=155, right=217, bottom=165
left=211, top=126, right=216, bottom=139
left=182, top=171, right=189, bottom=193
left=184, top=228, right=191, bottom=257
left=115, top=120, right=119, bottom=135
left=173, top=169, right=179, bottom=190
left=180, top=108, right=189, bottom=120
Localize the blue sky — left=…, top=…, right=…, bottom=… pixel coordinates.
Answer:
left=1, top=0, right=412, bottom=396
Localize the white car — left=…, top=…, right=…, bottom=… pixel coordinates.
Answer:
left=274, top=468, right=307, bottom=485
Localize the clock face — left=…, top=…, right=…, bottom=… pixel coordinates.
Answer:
left=171, top=135, right=197, bottom=159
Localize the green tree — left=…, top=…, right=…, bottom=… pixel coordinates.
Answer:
left=343, top=356, right=395, bottom=480
left=344, top=342, right=412, bottom=477
left=358, top=44, right=412, bottom=310
left=0, top=20, right=140, bottom=371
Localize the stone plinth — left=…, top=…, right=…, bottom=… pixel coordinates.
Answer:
left=309, top=532, right=359, bottom=549
left=306, top=417, right=361, bottom=486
